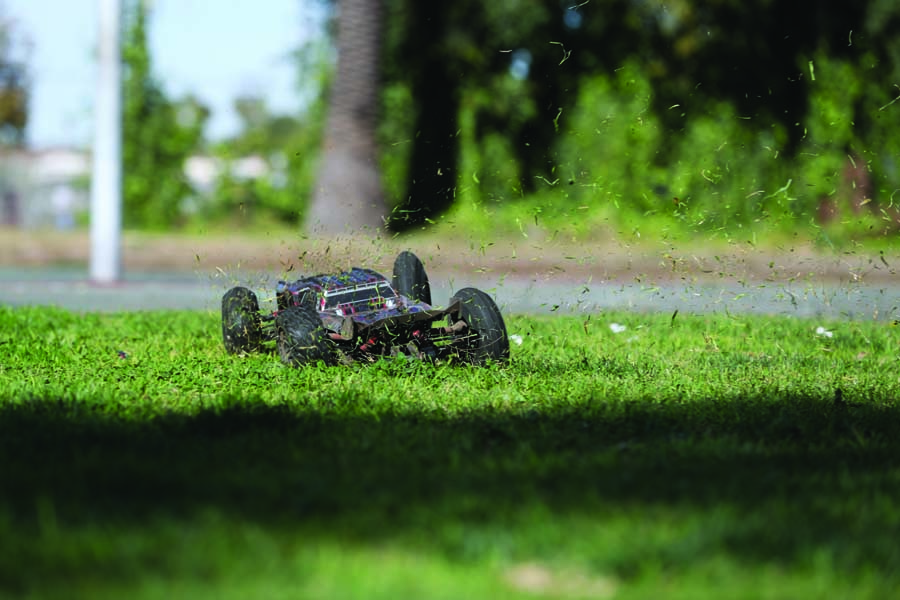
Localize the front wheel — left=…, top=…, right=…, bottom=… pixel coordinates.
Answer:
left=450, top=287, right=509, bottom=364
left=392, top=250, right=432, bottom=305
left=222, top=286, right=262, bottom=354
left=276, top=305, right=336, bottom=366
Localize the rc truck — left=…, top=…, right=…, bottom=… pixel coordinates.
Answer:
left=221, top=251, right=509, bottom=366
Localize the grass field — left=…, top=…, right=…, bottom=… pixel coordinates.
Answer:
left=2, top=305, right=899, bottom=599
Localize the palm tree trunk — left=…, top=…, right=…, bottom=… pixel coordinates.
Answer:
left=307, top=0, right=386, bottom=235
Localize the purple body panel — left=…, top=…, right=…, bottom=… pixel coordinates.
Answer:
left=276, top=267, right=442, bottom=333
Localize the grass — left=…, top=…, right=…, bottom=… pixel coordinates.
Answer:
left=1, top=305, right=900, bottom=599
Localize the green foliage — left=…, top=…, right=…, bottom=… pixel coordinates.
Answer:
left=440, top=48, right=899, bottom=246
left=377, top=82, right=414, bottom=209
left=857, top=51, right=900, bottom=222
left=197, top=29, right=333, bottom=229
left=791, top=52, right=900, bottom=241
left=2, top=305, right=900, bottom=597
left=201, top=107, right=324, bottom=228
left=375, top=0, right=900, bottom=245
left=670, top=103, right=793, bottom=230
left=459, top=76, right=536, bottom=204
left=558, top=62, right=664, bottom=215
left=99, top=0, right=900, bottom=241
left=796, top=55, right=862, bottom=201
left=122, top=0, right=207, bottom=228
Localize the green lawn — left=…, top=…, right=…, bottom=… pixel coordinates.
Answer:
left=1, top=306, right=899, bottom=599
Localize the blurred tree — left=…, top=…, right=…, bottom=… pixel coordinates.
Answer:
left=0, top=11, right=29, bottom=146
left=122, top=0, right=208, bottom=228
left=308, top=0, right=386, bottom=234
left=205, top=93, right=324, bottom=227
left=377, top=0, right=900, bottom=230
left=226, top=95, right=293, bottom=156
left=302, top=0, right=900, bottom=234
left=630, top=1, right=867, bottom=151
left=380, top=0, right=627, bottom=229
left=199, top=9, right=333, bottom=230
left=382, top=3, right=460, bottom=229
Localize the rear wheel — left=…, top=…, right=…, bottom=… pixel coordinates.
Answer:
left=276, top=305, right=336, bottom=366
left=450, top=287, right=509, bottom=364
left=222, top=286, right=262, bottom=354
left=392, top=250, right=432, bottom=305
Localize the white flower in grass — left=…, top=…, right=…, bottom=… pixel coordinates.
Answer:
left=510, top=334, right=524, bottom=346
left=815, top=326, right=833, bottom=338
left=609, top=323, right=627, bottom=334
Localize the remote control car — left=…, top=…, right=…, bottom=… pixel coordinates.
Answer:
left=221, top=251, right=509, bottom=366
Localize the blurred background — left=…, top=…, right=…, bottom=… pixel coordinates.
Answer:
left=1, top=0, right=899, bottom=247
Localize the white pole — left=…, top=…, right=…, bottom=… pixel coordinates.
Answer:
left=90, top=0, right=123, bottom=284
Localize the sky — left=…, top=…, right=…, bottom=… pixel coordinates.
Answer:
left=4, top=0, right=322, bottom=149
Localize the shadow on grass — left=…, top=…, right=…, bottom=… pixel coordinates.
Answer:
left=2, top=393, right=899, bottom=591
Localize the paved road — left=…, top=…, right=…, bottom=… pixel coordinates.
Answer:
left=1, top=266, right=897, bottom=321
